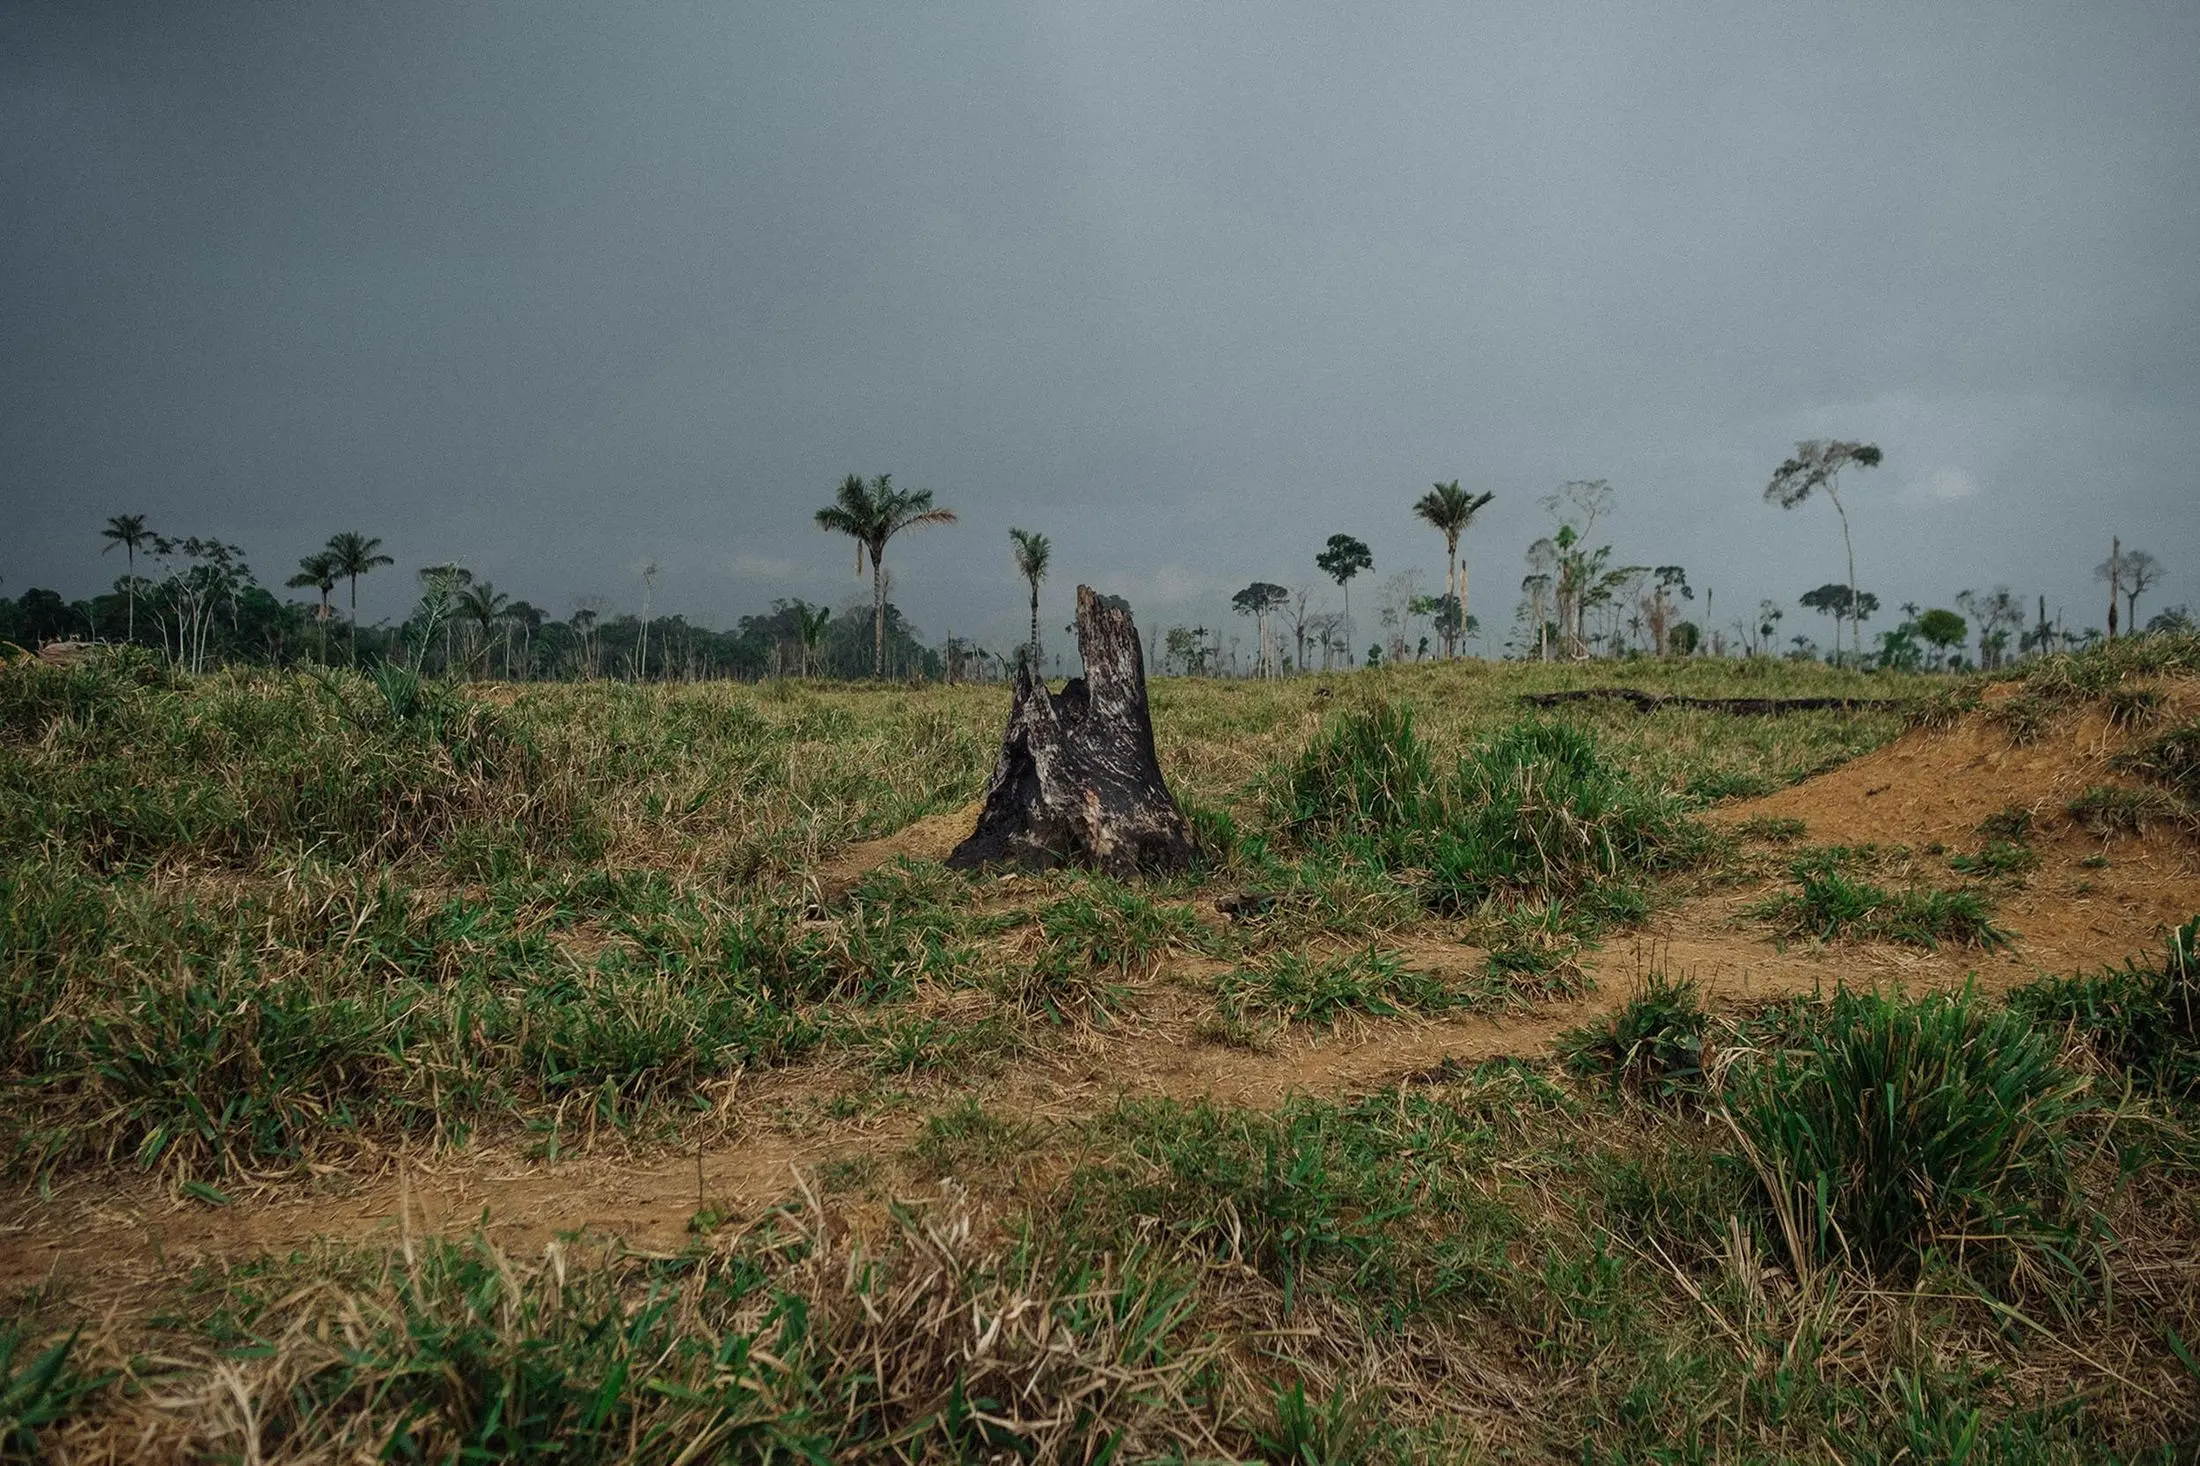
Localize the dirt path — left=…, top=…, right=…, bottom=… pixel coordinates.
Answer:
left=7, top=856, right=2186, bottom=1293
left=7, top=705, right=2195, bottom=1296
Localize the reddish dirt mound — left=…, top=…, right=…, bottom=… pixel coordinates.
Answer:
left=1713, top=681, right=2198, bottom=970
left=1726, top=681, right=2195, bottom=848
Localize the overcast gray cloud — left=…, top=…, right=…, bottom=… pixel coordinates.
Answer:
left=5, top=2, right=2197, bottom=655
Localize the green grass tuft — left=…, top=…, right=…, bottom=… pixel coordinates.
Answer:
left=1728, top=987, right=2094, bottom=1289
left=2114, top=720, right=2200, bottom=804
left=1214, top=948, right=1457, bottom=1029
left=2009, top=915, right=2199, bottom=1098
left=1424, top=721, right=1710, bottom=911
left=2065, top=783, right=2182, bottom=838
left=1557, top=972, right=1710, bottom=1104
left=1752, top=856, right=2010, bottom=950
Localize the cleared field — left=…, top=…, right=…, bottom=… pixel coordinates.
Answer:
left=3, top=641, right=2198, bottom=1461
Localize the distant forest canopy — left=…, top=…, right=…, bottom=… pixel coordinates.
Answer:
left=0, top=575, right=946, bottom=683
left=4, top=469, right=2186, bottom=681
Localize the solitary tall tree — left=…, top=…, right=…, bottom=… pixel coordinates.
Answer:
left=1765, top=440, right=1883, bottom=660
left=1410, top=481, right=1495, bottom=658
left=814, top=473, right=957, bottom=677
left=324, top=531, right=395, bottom=662
left=1008, top=527, right=1051, bottom=669
left=1315, top=534, right=1373, bottom=665
left=1915, top=607, right=1967, bottom=670
left=285, top=549, right=339, bottom=660
left=99, top=513, right=154, bottom=643
left=1230, top=581, right=1290, bottom=678
left=2097, top=547, right=2162, bottom=635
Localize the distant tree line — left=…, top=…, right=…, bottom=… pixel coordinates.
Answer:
left=10, top=520, right=953, bottom=683
left=7, top=452, right=2185, bottom=680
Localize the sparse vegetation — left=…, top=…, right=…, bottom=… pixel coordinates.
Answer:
left=2011, top=916, right=2199, bottom=1098
left=1215, top=948, right=1460, bottom=1030
left=2066, top=782, right=2183, bottom=837
left=6, top=645, right=2200, bottom=1460
left=1557, top=971, right=1710, bottom=1103
left=1751, top=854, right=2011, bottom=949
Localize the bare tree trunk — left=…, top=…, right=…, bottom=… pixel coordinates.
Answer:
left=2106, top=537, right=2120, bottom=641
left=1828, top=487, right=1858, bottom=661
left=872, top=555, right=886, bottom=677
left=949, top=586, right=1195, bottom=877
left=1445, top=533, right=1458, bottom=658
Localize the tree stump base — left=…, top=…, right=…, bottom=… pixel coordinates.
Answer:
left=947, top=586, right=1195, bottom=878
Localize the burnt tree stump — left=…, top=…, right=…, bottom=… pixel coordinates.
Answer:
left=947, top=585, right=1196, bottom=877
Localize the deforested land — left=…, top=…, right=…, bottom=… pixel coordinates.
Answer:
left=4, top=637, right=2200, bottom=1462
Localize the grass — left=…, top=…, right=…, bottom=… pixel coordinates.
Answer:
left=1751, top=855, right=2011, bottom=949
left=1736, top=813, right=1808, bottom=843
left=2065, top=783, right=2183, bottom=837
left=19, top=984, right=2200, bottom=1459
left=1278, top=702, right=1713, bottom=919
left=1728, top=987, right=2096, bottom=1293
left=38, top=1204, right=1224, bottom=1462
left=2115, top=719, right=2200, bottom=803
left=1948, top=838, right=2040, bottom=878
left=1213, top=947, right=1461, bottom=1030
left=1557, top=971, right=1711, bottom=1104
left=2010, top=916, right=2199, bottom=1098
left=11, top=644, right=2200, bottom=1459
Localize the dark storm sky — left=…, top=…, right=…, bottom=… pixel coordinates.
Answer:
left=5, top=3, right=2197, bottom=653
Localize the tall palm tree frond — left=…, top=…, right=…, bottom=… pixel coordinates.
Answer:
left=325, top=532, right=395, bottom=662
left=1009, top=527, right=1051, bottom=665
left=815, top=474, right=957, bottom=676
left=1411, top=481, right=1495, bottom=657
left=101, top=513, right=155, bottom=643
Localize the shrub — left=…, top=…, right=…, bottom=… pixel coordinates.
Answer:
left=1728, top=988, right=2092, bottom=1287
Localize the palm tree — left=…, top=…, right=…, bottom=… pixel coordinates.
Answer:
left=1008, top=527, right=1051, bottom=669
left=1411, top=481, right=1495, bottom=658
left=793, top=602, right=831, bottom=677
left=1765, top=441, right=1883, bottom=660
left=324, top=532, right=395, bottom=662
left=457, top=581, right=511, bottom=678
left=99, top=513, right=154, bottom=643
left=285, top=550, right=339, bottom=661
left=814, top=473, right=957, bottom=677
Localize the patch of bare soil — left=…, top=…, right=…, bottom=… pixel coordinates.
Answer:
left=8, top=692, right=2196, bottom=1299
left=1723, top=681, right=2196, bottom=849
left=811, top=800, right=983, bottom=896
